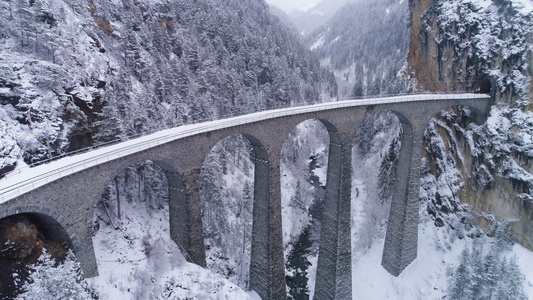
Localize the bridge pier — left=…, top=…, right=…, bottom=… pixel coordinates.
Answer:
left=336, top=138, right=354, bottom=299
left=245, top=134, right=285, bottom=300
left=381, top=118, right=423, bottom=276
left=314, top=121, right=352, bottom=299
left=165, top=166, right=206, bottom=267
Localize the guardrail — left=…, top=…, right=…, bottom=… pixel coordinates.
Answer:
left=0, top=93, right=491, bottom=203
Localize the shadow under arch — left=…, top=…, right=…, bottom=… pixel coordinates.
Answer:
left=0, top=209, right=75, bottom=297
left=0, top=208, right=72, bottom=252
left=279, top=118, right=344, bottom=299
left=198, top=132, right=271, bottom=294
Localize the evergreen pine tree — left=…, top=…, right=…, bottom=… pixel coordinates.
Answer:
left=500, top=256, right=527, bottom=300
left=290, top=180, right=305, bottom=210
left=484, top=246, right=500, bottom=299
left=378, top=138, right=399, bottom=203
left=16, top=250, right=95, bottom=300
left=448, top=248, right=474, bottom=299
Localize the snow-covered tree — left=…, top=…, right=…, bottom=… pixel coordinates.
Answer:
left=447, top=234, right=528, bottom=300
left=448, top=248, right=474, bottom=299
left=200, top=134, right=254, bottom=289
left=378, top=137, right=400, bottom=203
left=15, top=250, right=95, bottom=300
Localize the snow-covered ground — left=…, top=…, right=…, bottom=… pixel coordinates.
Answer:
left=350, top=110, right=533, bottom=300
left=88, top=162, right=259, bottom=299
left=351, top=213, right=533, bottom=299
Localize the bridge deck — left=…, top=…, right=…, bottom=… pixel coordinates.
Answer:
left=0, top=93, right=490, bottom=203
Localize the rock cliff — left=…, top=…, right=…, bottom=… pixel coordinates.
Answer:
left=407, top=0, right=533, bottom=249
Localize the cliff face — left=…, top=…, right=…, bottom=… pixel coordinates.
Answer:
left=407, top=0, right=533, bottom=99
left=407, top=0, right=533, bottom=249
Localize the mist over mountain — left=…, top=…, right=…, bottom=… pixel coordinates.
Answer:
left=305, top=0, right=410, bottom=97
left=287, top=0, right=357, bottom=36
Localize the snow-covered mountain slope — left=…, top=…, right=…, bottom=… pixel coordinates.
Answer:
left=287, top=0, right=358, bottom=36
left=0, top=0, right=337, bottom=175
left=305, top=0, right=410, bottom=98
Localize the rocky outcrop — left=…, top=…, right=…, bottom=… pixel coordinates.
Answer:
left=406, top=0, right=532, bottom=100
left=408, top=0, right=533, bottom=250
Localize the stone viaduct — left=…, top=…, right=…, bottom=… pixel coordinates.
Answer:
left=0, top=95, right=492, bottom=299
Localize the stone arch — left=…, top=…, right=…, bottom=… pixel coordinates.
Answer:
left=198, top=133, right=271, bottom=293
left=347, top=109, right=414, bottom=278
left=279, top=118, right=344, bottom=299
left=0, top=209, right=77, bottom=297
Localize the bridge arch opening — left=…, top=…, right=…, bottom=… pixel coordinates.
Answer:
left=92, top=159, right=192, bottom=297
left=280, top=118, right=343, bottom=299
left=199, top=133, right=270, bottom=291
left=350, top=104, right=491, bottom=296
left=0, top=212, right=72, bottom=297
left=350, top=110, right=408, bottom=283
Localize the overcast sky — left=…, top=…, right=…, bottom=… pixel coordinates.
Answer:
left=264, top=0, right=321, bottom=13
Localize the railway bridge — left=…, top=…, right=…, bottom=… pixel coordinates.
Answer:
left=0, top=94, right=492, bottom=299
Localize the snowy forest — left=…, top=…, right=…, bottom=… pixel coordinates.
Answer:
left=305, top=0, right=409, bottom=98
left=1, top=0, right=533, bottom=299
left=0, top=0, right=337, bottom=175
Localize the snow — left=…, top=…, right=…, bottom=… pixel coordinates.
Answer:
left=350, top=109, right=533, bottom=299
left=310, top=34, right=326, bottom=51
left=329, top=35, right=341, bottom=45
left=512, top=0, right=533, bottom=13
left=89, top=176, right=257, bottom=299
left=8, top=93, right=533, bottom=299
left=351, top=111, right=401, bottom=253
left=281, top=119, right=329, bottom=298
left=351, top=206, right=533, bottom=299
left=200, top=135, right=254, bottom=289
left=514, top=244, right=533, bottom=298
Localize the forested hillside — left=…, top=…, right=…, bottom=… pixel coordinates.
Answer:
left=0, top=0, right=337, bottom=175
left=306, top=0, right=409, bottom=97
